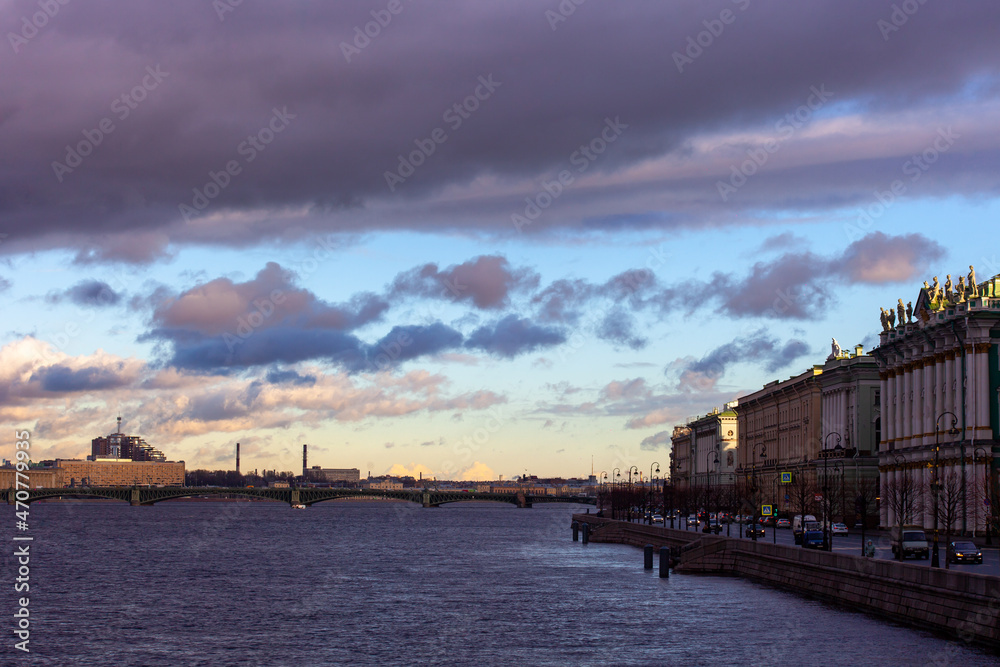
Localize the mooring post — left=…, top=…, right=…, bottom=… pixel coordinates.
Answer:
left=582, top=522, right=590, bottom=544
left=659, top=546, right=670, bottom=578
left=572, top=521, right=579, bottom=542
left=644, top=544, right=654, bottom=569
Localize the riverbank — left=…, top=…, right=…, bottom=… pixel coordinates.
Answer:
left=573, top=514, right=1000, bottom=651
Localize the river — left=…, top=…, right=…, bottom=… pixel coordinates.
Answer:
left=3, top=500, right=996, bottom=665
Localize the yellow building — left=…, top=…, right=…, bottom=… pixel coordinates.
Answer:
left=55, top=459, right=185, bottom=487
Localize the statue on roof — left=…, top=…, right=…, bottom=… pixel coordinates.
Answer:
left=887, top=306, right=896, bottom=328
left=932, top=275, right=940, bottom=301
left=906, top=301, right=913, bottom=323
left=897, top=299, right=906, bottom=326
left=828, top=338, right=843, bottom=360
left=956, top=276, right=966, bottom=302
left=945, top=275, right=954, bottom=302
left=880, top=307, right=889, bottom=332
left=969, top=265, right=979, bottom=297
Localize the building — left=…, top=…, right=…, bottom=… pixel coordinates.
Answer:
left=55, top=459, right=185, bottom=487
left=363, top=479, right=403, bottom=490
left=733, top=366, right=824, bottom=515
left=90, top=417, right=166, bottom=462
left=817, top=341, right=882, bottom=525
left=670, top=406, right=738, bottom=492
left=0, top=466, right=63, bottom=489
left=871, top=268, right=1000, bottom=532
left=309, top=467, right=361, bottom=483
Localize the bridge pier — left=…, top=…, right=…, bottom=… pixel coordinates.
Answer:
left=130, top=488, right=141, bottom=506
left=515, top=492, right=531, bottom=508
left=290, top=489, right=300, bottom=507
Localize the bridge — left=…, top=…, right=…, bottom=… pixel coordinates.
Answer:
left=4, top=486, right=597, bottom=508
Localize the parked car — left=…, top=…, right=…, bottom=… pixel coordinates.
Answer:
left=745, top=523, right=765, bottom=538
left=776, top=518, right=791, bottom=529
left=947, top=541, right=983, bottom=564
left=831, top=522, right=848, bottom=536
left=802, top=530, right=826, bottom=549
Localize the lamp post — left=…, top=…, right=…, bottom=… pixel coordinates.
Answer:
left=751, top=442, right=766, bottom=541
left=932, top=411, right=960, bottom=568
left=824, top=432, right=843, bottom=552
left=612, top=468, right=621, bottom=520
left=973, top=448, right=990, bottom=545
left=648, top=462, right=660, bottom=525
left=628, top=466, right=638, bottom=521
left=704, top=451, right=719, bottom=533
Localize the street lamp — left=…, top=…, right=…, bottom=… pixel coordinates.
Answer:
left=932, top=411, right=960, bottom=568
left=627, top=466, right=639, bottom=522
left=973, top=448, right=990, bottom=545
left=648, top=462, right=660, bottom=525
left=751, top=442, right=767, bottom=541
left=824, top=432, right=843, bottom=552
left=612, top=468, right=621, bottom=519
left=704, top=451, right=719, bottom=533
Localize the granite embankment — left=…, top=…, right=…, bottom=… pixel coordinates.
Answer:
left=573, top=514, right=1000, bottom=649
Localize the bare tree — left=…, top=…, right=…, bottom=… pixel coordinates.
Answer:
left=789, top=469, right=818, bottom=546
left=884, top=469, right=924, bottom=561
left=934, top=472, right=963, bottom=567
left=854, top=475, right=879, bottom=555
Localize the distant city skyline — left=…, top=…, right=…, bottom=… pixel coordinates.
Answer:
left=2, top=2, right=999, bottom=479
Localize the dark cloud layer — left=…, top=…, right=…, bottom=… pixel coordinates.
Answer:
left=31, top=364, right=130, bottom=392
left=48, top=280, right=122, bottom=307
left=1, top=2, right=998, bottom=258
left=675, top=332, right=811, bottom=393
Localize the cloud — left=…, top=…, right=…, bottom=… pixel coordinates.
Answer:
left=48, top=280, right=122, bottom=307
left=465, top=315, right=566, bottom=358
left=265, top=369, right=316, bottom=386
left=639, top=431, right=672, bottom=451
left=674, top=331, right=811, bottom=393
left=457, top=461, right=496, bottom=481
left=30, top=364, right=131, bottom=393
left=835, top=231, right=945, bottom=283
left=3, top=3, right=997, bottom=257
left=386, top=462, right=435, bottom=479
left=390, top=255, right=537, bottom=309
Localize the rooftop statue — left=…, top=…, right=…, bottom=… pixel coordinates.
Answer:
left=944, top=274, right=954, bottom=302
left=969, top=265, right=979, bottom=297
left=828, top=338, right=843, bottom=360
left=906, top=301, right=913, bottom=323
left=956, top=276, right=966, bottom=302
left=879, top=307, right=889, bottom=332
left=896, top=299, right=906, bottom=326
left=887, top=306, right=896, bottom=328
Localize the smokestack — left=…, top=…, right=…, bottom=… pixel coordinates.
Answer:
left=236, top=442, right=240, bottom=474
left=303, top=444, right=308, bottom=477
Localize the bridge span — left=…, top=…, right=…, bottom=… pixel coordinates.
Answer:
left=4, top=486, right=596, bottom=508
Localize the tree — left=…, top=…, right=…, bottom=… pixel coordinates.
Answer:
left=789, top=469, right=818, bottom=547
left=934, top=472, right=963, bottom=568
left=854, top=475, right=879, bottom=555
left=884, top=468, right=924, bottom=560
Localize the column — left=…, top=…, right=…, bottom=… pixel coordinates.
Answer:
left=976, top=343, right=991, bottom=435
left=965, top=344, right=976, bottom=438
left=880, top=372, right=890, bottom=448
left=944, top=351, right=955, bottom=418
left=912, top=361, right=923, bottom=447
left=902, top=364, right=912, bottom=447
left=923, top=358, right=935, bottom=446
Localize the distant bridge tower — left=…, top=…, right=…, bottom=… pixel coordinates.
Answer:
left=236, top=442, right=240, bottom=474
left=302, top=444, right=308, bottom=477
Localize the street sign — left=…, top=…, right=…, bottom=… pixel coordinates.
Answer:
left=761, top=504, right=773, bottom=516
left=814, top=494, right=823, bottom=502
left=780, top=472, right=792, bottom=483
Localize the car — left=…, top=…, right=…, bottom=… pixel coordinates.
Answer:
left=686, top=515, right=699, bottom=527
left=652, top=514, right=664, bottom=524
left=707, top=519, right=723, bottom=534
left=947, top=541, right=983, bottom=564
left=831, top=522, right=848, bottom=536
left=802, top=530, right=825, bottom=549
left=776, top=518, right=791, bottom=529
left=745, top=524, right=765, bottom=538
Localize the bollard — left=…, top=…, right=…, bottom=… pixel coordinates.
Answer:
left=582, top=522, right=590, bottom=544
left=659, top=546, right=670, bottom=578
left=572, top=521, right=579, bottom=542
left=644, top=544, right=654, bottom=569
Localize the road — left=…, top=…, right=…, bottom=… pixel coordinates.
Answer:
left=650, top=519, right=1000, bottom=576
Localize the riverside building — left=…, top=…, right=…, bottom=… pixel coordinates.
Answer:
left=871, top=268, right=1000, bottom=533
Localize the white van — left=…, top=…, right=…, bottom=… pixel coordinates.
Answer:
left=792, top=514, right=817, bottom=543
left=891, top=526, right=929, bottom=560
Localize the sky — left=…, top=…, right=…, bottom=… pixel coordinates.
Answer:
left=2, top=0, right=999, bottom=481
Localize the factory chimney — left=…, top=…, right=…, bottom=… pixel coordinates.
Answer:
left=302, top=444, right=308, bottom=478
left=236, top=442, right=240, bottom=474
